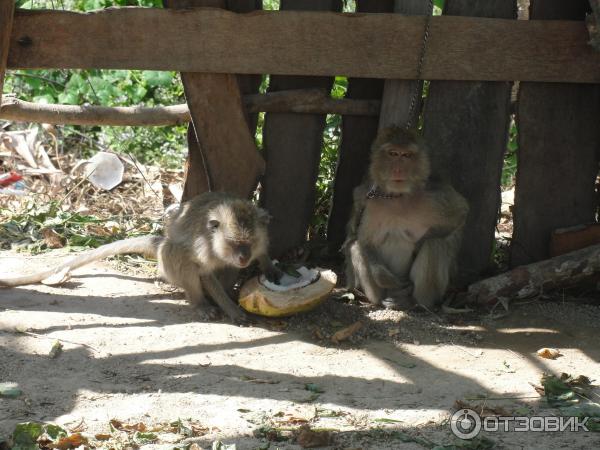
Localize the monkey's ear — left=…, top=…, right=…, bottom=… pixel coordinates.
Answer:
left=256, top=208, right=271, bottom=225
left=207, top=219, right=220, bottom=230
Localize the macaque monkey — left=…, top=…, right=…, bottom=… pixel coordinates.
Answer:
left=344, top=126, right=468, bottom=309
left=0, top=192, right=282, bottom=322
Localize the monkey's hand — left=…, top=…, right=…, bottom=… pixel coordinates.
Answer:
left=371, top=263, right=404, bottom=289
left=258, top=255, right=284, bottom=284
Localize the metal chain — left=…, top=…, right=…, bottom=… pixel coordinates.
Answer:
left=405, top=0, right=435, bottom=130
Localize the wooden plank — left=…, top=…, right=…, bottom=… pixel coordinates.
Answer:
left=8, top=8, right=600, bottom=83
left=378, top=0, right=430, bottom=129
left=0, top=1, right=15, bottom=102
left=165, top=0, right=264, bottom=200
left=261, top=0, right=342, bottom=257
left=326, top=0, right=393, bottom=251
left=227, top=0, right=262, bottom=133
left=510, top=0, right=600, bottom=267
left=422, top=0, right=516, bottom=284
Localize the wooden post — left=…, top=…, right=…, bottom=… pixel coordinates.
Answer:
left=164, top=0, right=264, bottom=201
left=261, top=0, right=342, bottom=257
left=510, top=0, right=600, bottom=266
left=422, top=0, right=516, bottom=284
left=227, top=0, right=263, bottom=134
left=378, top=0, right=431, bottom=129
left=0, top=1, right=15, bottom=102
left=326, top=0, right=393, bottom=252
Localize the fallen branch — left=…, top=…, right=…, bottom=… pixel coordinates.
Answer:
left=0, top=90, right=380, bottom=127
left=467, top=244, right=600, bottom=305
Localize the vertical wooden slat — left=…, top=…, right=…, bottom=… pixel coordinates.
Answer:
left=423, top=0, right=516, bottom=283
left=0, top=1, right=15, bottom=100
left=378, top=0, right=431, bottom=129
left=510, top=0, right=600, bottom=266
left=261, top=0, right=342, bottom=257
left=165, top=0, right=264, bottom=201
left=326, top=0, right=393, bottom=252
left=227, top=0, right=263, bottom=133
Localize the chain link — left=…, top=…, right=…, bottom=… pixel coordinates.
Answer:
left=405, top=0, right=435, bottom=130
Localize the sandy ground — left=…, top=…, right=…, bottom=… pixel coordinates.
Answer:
left=1, top=251, right=599, bottom=449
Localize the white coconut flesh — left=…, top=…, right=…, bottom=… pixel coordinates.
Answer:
left=258, top=266, right=320, bottom=292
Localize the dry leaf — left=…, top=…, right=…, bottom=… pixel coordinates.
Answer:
left=109, top=419, right=146, bottom=432
left=296, top=425, right=332, bottom=448
left=331, top=321, right=363, bottom=344
left=48, top=433, right=87, bottom=450
left=94, top=434, right=111, bottom=441
left=49, top=340, right=63, bottom=358
left=42, top=228, right=65, bottom=249
left=537, top=348, right=562, bottom=359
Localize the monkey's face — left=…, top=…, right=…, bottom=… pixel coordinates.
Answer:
left=207, top=202, right=270, bottom=268
left=369, top=141, right=431, bottom=194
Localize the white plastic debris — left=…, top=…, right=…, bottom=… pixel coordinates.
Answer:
left=84, top=152, right=124, bottom=190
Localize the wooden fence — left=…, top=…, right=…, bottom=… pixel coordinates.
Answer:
left=1, top=0, right=599, bottom=285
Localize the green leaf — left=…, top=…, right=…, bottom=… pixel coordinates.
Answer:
left=373, top=418, right=403, bottom=423
left=142, top=71, right=173, bottom=87
left=12, top=423, right=44, bottom=450
left=44, top=424, right=67, bottom=440
left=305, top=383, right=324, bottom=393
left=134, top=432, right=158, bottom=444
left=212, top=441, right=236, bottom=450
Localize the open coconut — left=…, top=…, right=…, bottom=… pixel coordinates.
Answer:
left=239, top=267, right=337, bottom=317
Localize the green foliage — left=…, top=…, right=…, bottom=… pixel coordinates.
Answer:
left=16, top=0, right=163, bottom=9
left=502, top=117, right=518, bottom=187
left=0, top=202, right=161, bottom=252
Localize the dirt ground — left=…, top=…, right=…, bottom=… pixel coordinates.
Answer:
left=1, top=251, right=599, bottom=449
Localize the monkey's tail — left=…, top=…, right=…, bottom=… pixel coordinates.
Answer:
left=0, top=236, right=162, bottom=287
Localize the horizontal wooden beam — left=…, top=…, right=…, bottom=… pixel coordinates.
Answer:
left=0, top=90, right=380, bottom=126
left=7, top=8, right=600, bottom=83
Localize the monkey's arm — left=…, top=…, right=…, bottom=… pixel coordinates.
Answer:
left=200, top=272, right=246, bottom=323
left=345, top=182, right=370, bottom=240
left=0, top=236, right=161, bottom=287
left=257, top=254, right=284, bottom=283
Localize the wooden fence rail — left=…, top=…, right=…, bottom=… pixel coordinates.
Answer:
left=7, top=8, right=600, bottom=83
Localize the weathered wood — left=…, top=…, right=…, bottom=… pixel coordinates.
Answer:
left=244, top=89, right=380, bottom=115
left=327, top=0, right=393, bottom=251
left=468, top=244, right=600, bottom=306
left=422, top=0, right=516, bottom=284
left=0, top=91, right=381, bottom=126
left=261, top=0, right=342, bottom=257
left=510, top=0, right=600, bottom=267
left=8, top=8, right=600, bottom=83
left=0, top=1, right=15, bottom=106
left=378, top=0, right=430, bottom=129
left=227, top=0, right=262, bottom=133
left=165, top=0, right=263, bottom=200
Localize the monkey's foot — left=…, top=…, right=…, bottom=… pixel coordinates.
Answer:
left=194, top=305, right=222, bottom=322
left=381, top=296, right=414, bottom=311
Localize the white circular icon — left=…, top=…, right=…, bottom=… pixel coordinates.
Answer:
left=450, top=408, right=482, bottom=439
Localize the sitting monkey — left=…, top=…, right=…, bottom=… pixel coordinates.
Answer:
left=344, top=126, right=468, bottom=309
left=0, top=192, right=282, bottom=322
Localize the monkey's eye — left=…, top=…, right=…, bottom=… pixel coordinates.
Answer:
left=207, top=219, right=220, bottom=230
left=388, top=150, right=400, bottom=157
left=401, top=152, right=413, bottom=159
